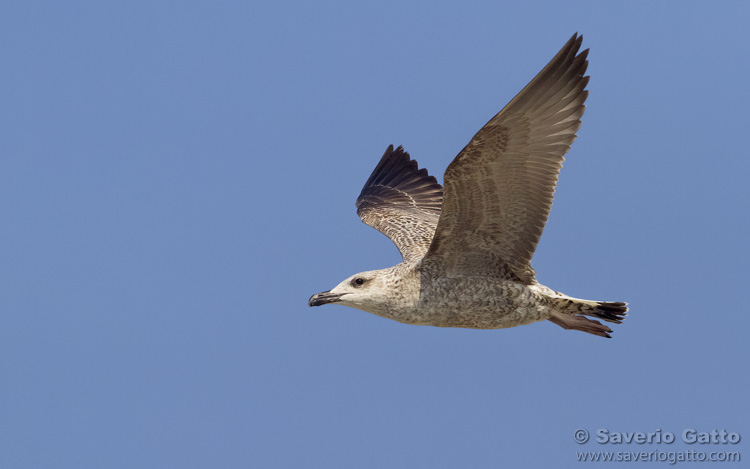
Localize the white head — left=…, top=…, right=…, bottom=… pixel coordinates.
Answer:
left=308, top=268, right=394, bottom=316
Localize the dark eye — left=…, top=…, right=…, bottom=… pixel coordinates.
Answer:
left=352, top=277, right=366, bottom=287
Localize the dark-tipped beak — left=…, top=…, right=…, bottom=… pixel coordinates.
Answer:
left=308, top=290, right=344, bottom=307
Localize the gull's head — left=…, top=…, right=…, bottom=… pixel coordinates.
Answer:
left=308, top=269, right=391, bottom=314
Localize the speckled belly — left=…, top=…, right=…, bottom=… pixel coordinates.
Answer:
left=409, top=278, right=552, bottom=329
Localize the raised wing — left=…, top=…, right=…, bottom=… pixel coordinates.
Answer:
left=356, top=145, right=443, bottom=264
left=423, top=33, right=590, bottom=284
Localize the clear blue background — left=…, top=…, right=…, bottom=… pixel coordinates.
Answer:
left=2, top=1, right=748, bottom=467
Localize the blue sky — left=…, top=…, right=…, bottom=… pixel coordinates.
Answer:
left=1, top=1, right=748, bottom=467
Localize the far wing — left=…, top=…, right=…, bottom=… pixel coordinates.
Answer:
left=424, top=34, right=590, bottom=284
left=356, top=145, right=443, bottom=264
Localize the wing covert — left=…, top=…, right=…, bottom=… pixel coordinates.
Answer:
left=424, top=34, right=590, bottom=284
left=356, top=145, right=443, bottom=263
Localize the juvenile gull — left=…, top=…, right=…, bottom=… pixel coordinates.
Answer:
left=308, top=34, right=627, bottom=337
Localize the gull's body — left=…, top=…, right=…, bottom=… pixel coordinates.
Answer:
left=309, top=34, right=627, bottom=337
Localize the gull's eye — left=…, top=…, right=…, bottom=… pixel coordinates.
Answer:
left=351, top=277, right=366, bottom=287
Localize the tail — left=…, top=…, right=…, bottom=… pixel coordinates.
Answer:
left=547, top=297, right=628, bottom=338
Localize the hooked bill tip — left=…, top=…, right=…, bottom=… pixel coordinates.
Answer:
left=308, top=290, right=343, bottom=307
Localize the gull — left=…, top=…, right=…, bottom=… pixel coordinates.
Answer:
left=308, top=34, right=627, bottom=337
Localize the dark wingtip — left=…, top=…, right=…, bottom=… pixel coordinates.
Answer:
left=356, top=145, right=444, bottom=215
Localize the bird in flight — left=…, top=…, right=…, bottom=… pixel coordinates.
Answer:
left=308, top=34, right=627, bottom=337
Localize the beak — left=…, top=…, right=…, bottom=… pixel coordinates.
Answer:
left=308, top=290, right=344, bottom=307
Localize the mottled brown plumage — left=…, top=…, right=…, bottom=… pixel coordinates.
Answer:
left=356, top=145, right=442, bottom=264
left=309, top=34, right=628, bottom=337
